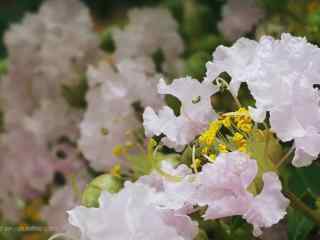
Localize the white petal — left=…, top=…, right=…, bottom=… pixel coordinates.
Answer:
left=244, top=172, right=289, bottom=237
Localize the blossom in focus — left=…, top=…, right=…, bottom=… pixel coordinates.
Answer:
left=68, top=182, right=198, bottom=240
left=205, top=33, right=320, bottom=167
left=138, top=161, right=196, bottom=212
left=143, top=77, right=219, bottom=151
left=195, top=152, right=289, bottom=236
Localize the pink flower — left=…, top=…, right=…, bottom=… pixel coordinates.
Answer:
left=143, top=77, right=218, bottom=151
left=195, top=152, right=289, bottom=236
left=68, top=182, right=198, bottom=240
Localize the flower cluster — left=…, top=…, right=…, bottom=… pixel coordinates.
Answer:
left=206, top=33, right=320, bottom=167
left=2, top=0, right=320, bottom=239
left=0, top=0, right=97, bottom=222
left=218, top=0, right=265, bottom=41
left=63, top=33, right=320, bottom=240
left=0, top=0, right=185, bottom=233
left=79, top=6, right=184, bottom=171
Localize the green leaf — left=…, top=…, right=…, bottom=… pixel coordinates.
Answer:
left=185, top=51, right=211, bottom=79
left=127, top=140, right=179, bottom=178
left=180, top=145, right=193, bottom=165
left=288, top=163, right=320, bottom=198
left=288, top=208, right=315, bottom=240
left=247, top=130, right=283, bottom=177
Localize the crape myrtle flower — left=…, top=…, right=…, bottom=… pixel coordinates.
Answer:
left=112, top=7, right=184, bottom=75
left=78, top=57, right=164, bottom=171
left=195, top=152, right=289, bottom=237
left=143, top=77, right=219, bottom=151
left=68, top=182, right=198, bottom=240
left=41, top=172, right=90, bottom=233
left=205, top=33, right=320, bottom=167
left=218, top=0, right=264, bottom=41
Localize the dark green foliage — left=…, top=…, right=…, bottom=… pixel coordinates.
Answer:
left=288, top=208, right=315, bottom=240
left=185, top=51, right=211, bottom=79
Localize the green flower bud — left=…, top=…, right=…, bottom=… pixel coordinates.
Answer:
left=82, top=174, right=123, bottom=208
left=81, top=186, right=101, bottom=208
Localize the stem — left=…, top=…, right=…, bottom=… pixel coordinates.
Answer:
left=275, top=145, right=295, bottom=169
left=285, top=190, right=320, bottom=225
left=192, top=145, right=198, bottom=173
left=231, top=93, right=242, bottom=109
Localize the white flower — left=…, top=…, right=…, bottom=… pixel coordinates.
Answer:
left=143, top=77, right=218, bottom=150
left=79, top=62, right=138, bottom=171
left=79, top=58, right=165, bottom=171
left=244, top=173, right=290, bottom=236
left=113, top=8, right=184, bottom=73
left=68, top=182, right=198, bottom=240
left=0, top=128, right=56, bottom=220
left=138, top=161, right=196, bottom=212
left=115, top=57, right=163, bottom=109
left=195, top=152, right=289, bottom=237
left=41, top=173, right=89, bottom=232
left=204, top=37, right=258, bottom=95
left=23, top=99, right=82, bottom=144
left=112, top=7, right=184, bottom=74
left=1, top=0, right=98, bottom=145
left=3, top=0, right=100, bottom=103
left=206, top=33, right=320, bottom=166
left=218, top=0, right=264, bottom=41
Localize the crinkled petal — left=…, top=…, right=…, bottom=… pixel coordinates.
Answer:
left=248, top=106, right=266, bottom=123
left=244, top=172, right=289, bottom=237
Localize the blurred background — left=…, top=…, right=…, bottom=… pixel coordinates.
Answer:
left=1, top=1, right=320, bottom=240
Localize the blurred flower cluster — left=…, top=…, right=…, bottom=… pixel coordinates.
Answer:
left=1, top=0, right=320, bottom=240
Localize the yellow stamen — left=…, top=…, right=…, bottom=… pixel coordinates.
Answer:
left=232, top=132, right=247, bottom=146
left=110, top=164, right=121, bottom=177
left=221, top=116, right=231, bottom=128
left=218, top=143, right=228, bottom=153
left=209, top=154, right=216, bottom=162
left=112, top=145, right=126, bottom=157
left=201, top=147, right=209, bottom=155
left=199, top=120, right=221, bottom=146
left=238, top=145, right=248, bottom=153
